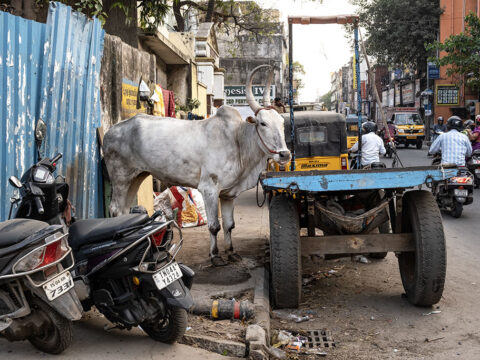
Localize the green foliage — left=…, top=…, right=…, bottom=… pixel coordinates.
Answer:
left=73, top=0, right=107, bottom=24
left=176, top=98, right=201, bottom=112
left=320, top=90, right=334, bottom=110
left=426, top=12, right=480, bottom=89
left=350, top=0, right=443, bottom=73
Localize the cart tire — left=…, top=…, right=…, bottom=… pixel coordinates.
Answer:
left=416, top=140, right=423, bottom=149
left=269, top=194, right=301, bottom=309
left=398, top=190, right=446, bottom=306
left=450, top=201, right=463, bottom=218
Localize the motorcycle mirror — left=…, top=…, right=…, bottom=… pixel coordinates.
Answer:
left=35, top=119, right=47, bottom=142
left=9, top=176, right=22, bottom=188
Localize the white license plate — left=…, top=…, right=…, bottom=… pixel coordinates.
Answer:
left=454, top=189, right=468, bottom=197
left=43, top=271, right=73, bottom=301
left=153, top=262, right=182, bottom=290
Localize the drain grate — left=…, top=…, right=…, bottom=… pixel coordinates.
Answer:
left=305, top=329, right=336, bottom=348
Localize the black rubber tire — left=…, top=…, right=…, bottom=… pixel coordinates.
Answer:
left=28, top=298, right=72, bottom=354
left=141, top=307, right=187, bottom=344
left=416, top=140, right=423, bottom=149
left=398, top=190, right=446, bottom=306
left=269, top=194, right=301, bottom=309
left=450, top=201, right=463, bottom=218
left=369, top=221, right=389, bottom=259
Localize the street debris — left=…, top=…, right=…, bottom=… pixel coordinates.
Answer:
left=353, top=255, right=370, bottom=264
left=271, top=329, right=334, bottom=356
left=422, top=310, right=442, bottom=316
left=272, top=310, right=311, bottom=323
left=190, top=298, right=254, bottom=320
left=425, top=337, right=445, bottom=343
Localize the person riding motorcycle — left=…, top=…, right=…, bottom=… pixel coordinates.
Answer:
left=380, top=119, right=397, bottom=142
left=432, top=116, right=447, bottom=141
left=466, top=114, right=480, bottom=151
left=462, top=119, right=475, bottom=136
left=429, top=116, right=472, bottom=166
left=349, top=121, right=386, bottom=167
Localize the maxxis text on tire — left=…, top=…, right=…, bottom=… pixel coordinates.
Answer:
left=398, top=190, right=446, bottom=306
left=269, top=194, right=301, bottom=309
left=27, top=298, right=72, bottom=354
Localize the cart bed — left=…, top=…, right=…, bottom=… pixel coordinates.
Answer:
left=261, top=166, right=457, bottom=192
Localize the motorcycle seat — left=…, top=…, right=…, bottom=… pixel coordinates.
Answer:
left=69, top=214, right=150, bottom=251
left=0, top=219, right=50, bottom=248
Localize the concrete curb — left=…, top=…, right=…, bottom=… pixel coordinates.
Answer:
left=246, top=267, right=271, bottom=359
left=180, top=333, right=247, bottom=358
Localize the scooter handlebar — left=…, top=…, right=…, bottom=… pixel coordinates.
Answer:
left=51, top=153, right=62, bottom=164
left=35, top=197, right=44, bottom=215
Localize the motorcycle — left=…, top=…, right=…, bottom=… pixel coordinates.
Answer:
left=9, top=122, right=194, bottom=343
left=0, top=120, right=82, bottom=354
left=431, top=155, right=474, bottom=218
left=466, top=149, right=480, bottom=188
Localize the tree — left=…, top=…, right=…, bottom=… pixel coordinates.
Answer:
left=350, top=0, right=443, bottom=74
left=320, top=91, right=334, bottom=110
left=426, top=12, right=480, bottom=90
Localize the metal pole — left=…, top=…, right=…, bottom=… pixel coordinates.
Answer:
left=426, top=61, right=430, bottom=142
left=288, top=22, right=296, bottom=171
left=354, top=24, right=362, bottom=168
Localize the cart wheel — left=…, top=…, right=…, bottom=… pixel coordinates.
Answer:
left=269, top=194, right=301, bottom=309
left=398, top=190, right=446, bottom=306
left=416, top=140, right=423, bottom=149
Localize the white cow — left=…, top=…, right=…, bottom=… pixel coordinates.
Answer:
left=103, top=65, right=291, bottom=266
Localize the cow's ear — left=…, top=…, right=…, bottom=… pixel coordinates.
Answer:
left=246, top=116, right=257, bottom=124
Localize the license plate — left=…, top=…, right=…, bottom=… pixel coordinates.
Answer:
left=454, top=189, right=468, bottom=197
left=153, top=262, right=182, bottom=290
left=406, top=136, right=416, bottom=139
left=43, top=271, right=73, bottom=301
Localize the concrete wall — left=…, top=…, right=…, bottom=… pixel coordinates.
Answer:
left=167, top=64, right=190, bottom=105
left=100, top=34, right=156, bottom=130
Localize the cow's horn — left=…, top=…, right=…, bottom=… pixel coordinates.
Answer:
left=246, top=64, right=271, bottom=114
left=263, top=66, right=274, bottom=106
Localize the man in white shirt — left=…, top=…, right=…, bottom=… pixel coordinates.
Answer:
left=349, top=121, right=386, bottom=167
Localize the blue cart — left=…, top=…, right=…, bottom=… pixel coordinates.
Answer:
left=261, top=166, right=457, bottom=309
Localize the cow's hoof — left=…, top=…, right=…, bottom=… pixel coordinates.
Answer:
left=228, top=252, right=242, bottom=262
left=211, top=256, right=227, bottom=267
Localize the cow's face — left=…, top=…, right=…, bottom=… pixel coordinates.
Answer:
left=248, top=110, right=291, bottom=165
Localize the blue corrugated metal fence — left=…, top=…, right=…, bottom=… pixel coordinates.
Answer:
left=0, top=2, right=104, bottom=221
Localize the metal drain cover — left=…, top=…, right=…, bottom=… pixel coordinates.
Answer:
left=306, top=329, right=336, bottom=348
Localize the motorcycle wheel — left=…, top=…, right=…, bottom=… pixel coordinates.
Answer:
left=450, top=201, right=463, bottom=218
left=28, top=298, right=72, bottom=354
left=141, top=307, right=187, bottom=344
left=416, top=140, right=423, bottom=149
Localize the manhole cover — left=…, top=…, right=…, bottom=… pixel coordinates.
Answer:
left=305, top=329, right=336, bottom=348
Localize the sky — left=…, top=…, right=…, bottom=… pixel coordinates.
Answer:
left=259, top=0, right=357, bottom=102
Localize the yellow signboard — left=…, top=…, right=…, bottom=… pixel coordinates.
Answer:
left=121, top=79, right=145, bottom=119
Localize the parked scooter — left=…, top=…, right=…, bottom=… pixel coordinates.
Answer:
left=466, top=149, right=480, bottom=188
left=9, top=121, right=194, bottom=343
left=431, top=155, right=474, bottom=218
left=0, top=121, right=82, bottom=354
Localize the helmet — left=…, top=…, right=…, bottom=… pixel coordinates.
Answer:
left=362, top=121, right=377, bottom=134
left=446, top=116, right=463, bottom=131
left=464, top=119, right=474, bottom=130
left=437, top=116, right=444, bottom=123
left=387, top=119, right=393, bottom=124
left=476, top=114, right=480, bottom=125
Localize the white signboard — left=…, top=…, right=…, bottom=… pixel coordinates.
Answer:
left=224, top=85, right=276, bottom=106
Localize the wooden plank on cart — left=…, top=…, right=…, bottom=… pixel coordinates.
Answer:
left=301, top=233, right=414, bottom=255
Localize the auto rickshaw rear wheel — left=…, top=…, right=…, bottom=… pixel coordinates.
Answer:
left=269, top=194, right=301, bottom=309
left=398, top=190, right=446, bottom=306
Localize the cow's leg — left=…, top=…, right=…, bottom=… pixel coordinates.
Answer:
left=109, top=178, right=131, bottom=216
left=221, top=198, right=241, bottom=262
left=198, top=184, right=225, bottom=266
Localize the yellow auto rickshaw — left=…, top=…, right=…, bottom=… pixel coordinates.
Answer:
left=346, top=114, right=368, bottom=150
left=273, top=111, right=349, bottom=172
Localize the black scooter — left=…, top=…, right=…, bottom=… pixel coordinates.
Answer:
left=466, top=149, right=480, bottom=188
left=431, top=155, right=474, bottom=218
left=9, top=123, right=194, bottom=343
left=0, top=120, right=82, bottom=354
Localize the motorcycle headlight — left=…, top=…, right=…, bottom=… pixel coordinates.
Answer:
left=33, top=167, right=48, bottom=182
